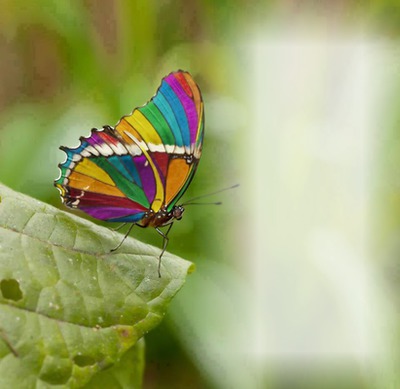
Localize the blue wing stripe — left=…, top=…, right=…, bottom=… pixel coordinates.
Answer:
left=107, top=211, right=146, bottom=223
left=120, top=155, right=143, bottom=187
left=159, top=81, right=190, bottom=147
left=60, top=141, right=89, bottom=166
left=153, top=91, right=184, bottom=147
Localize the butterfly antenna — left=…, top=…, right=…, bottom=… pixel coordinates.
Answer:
left=183, top=201, right=222, bottom=206
left=182, top=184, right=239, bottom=206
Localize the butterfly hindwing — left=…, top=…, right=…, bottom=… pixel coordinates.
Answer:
left=55, top=127, right=152, bottom=222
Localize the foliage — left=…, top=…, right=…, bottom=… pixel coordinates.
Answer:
left=0, top=183, right=192, bottom=388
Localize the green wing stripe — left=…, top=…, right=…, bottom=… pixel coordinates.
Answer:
left=138, top=102, right=176, bottom=145
left=196, top=121, right=204, bottom=149
left=91, top=157, right=150, bottom=208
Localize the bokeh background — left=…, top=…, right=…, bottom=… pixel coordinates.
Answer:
left=2, top=1, right=400, bottom=388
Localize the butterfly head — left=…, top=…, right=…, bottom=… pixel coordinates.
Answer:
left=172, top=205, right=185, bottom=221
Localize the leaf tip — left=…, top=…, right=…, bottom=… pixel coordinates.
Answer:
left=187, top=263, right=196, bottom=274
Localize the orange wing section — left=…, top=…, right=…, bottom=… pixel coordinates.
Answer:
left=165, top=159, right=191, bottom=205
left=115, top=118, right=144, bottom=145
left=67, top=171, right=126, bottom=197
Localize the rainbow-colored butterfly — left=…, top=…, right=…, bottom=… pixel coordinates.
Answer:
left=55, top=71, right=204, bottom=276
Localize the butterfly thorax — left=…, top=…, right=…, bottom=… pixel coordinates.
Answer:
left=138, top=205, right=185, bottom=228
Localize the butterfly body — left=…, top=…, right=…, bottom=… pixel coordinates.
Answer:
left=55, top=71, right=203, bottom=275
left=137, top=205, right=184, bottom=228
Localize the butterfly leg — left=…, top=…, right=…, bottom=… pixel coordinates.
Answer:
left=111, top=223, right=135, bottom=252
left=110, top=223, right=127, bottom=231
left=155, top=223, right=174, bottom=278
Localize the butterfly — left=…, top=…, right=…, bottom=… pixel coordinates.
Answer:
left=55, top=70, right=204, bottom=277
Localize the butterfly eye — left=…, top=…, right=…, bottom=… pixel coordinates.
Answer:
left=172, top=206, right=184, bottom=220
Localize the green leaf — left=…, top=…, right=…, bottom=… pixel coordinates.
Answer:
left=0, top=183, right=194, bottom=388
left=82, top=338, right=145, bottom=389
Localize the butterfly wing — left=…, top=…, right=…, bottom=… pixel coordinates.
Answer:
left=55, top=70, right=204, bottom=222
left=114, top=71, right=204, bottom=213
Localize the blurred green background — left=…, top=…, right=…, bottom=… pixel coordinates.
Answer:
left=0, top=1, right=240, bottom=388
left=2, top=1, right=400, bottom=388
